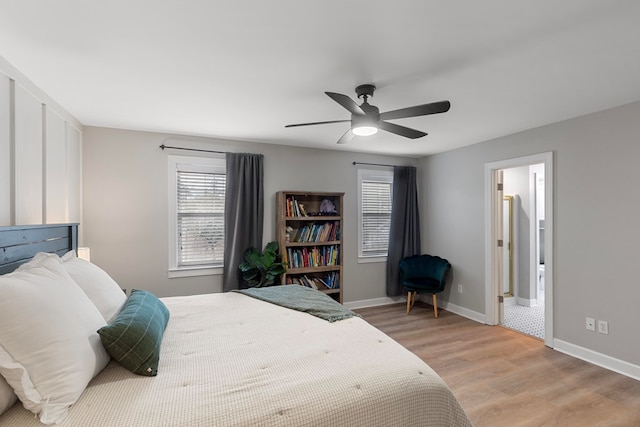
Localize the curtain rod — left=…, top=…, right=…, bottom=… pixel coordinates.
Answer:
left=160, top=144, right=227, bottom=154
left=352, top=161, right=396, bottom=167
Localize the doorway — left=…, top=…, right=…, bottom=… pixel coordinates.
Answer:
left=484, top=152, right=553, bottom=347
left=501, top=164, right=545, bottom=339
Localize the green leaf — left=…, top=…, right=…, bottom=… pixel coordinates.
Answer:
left=264, top=241, right=279, bottom=253
left=263, top=251, right=276, bottom=266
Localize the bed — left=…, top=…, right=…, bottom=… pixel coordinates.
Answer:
left=0, top=224, right=472, bottom=426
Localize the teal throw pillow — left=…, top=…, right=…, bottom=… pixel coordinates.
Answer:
left=97, top=289, right=170, bottom=376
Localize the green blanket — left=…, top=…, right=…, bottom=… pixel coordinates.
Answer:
left=233, top=285, right=360, bottom=322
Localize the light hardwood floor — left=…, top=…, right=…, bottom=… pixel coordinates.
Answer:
left=355, top=302, right=640, bottom=427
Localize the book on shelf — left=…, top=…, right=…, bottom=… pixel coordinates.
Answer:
left=286, top=245, right=340, bottom=269
left=302, top=275, right=317, bottom=289
left=322, top=271, right=340, bottom=289
left=285, top=273, right=339, bottom=291
left=291, top=222, right=340, bottom=243
left=286, top=196, right=310, bottom=217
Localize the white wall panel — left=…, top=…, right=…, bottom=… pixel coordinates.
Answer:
left=66, top=124, right=82, bottom=223
left=1, top=54, right=83, bottom=228
left=0, top=74, right=10, bottom=225
left=45, top=107, right=67, bottom=223
left=14, top=84, right=43, bottom=224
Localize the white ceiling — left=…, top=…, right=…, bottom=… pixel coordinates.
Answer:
left=1, top=1, right=639, bottom=157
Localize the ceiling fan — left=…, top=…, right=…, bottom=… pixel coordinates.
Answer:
left=285, top=84, right=450, bottom=144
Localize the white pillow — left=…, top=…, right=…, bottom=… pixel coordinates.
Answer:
left=0, top=255, right=110, bottom=425
left=61, top=251, right=127, bottom=323
left=15, top=251, right=59, bottom=271
left=0, top=375, right=17, bottom=416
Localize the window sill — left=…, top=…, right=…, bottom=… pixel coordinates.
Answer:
left=168, top=266, right=223, bottom=279
left=358, top=256, right=388, bottom=264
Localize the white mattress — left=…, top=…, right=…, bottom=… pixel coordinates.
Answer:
left=0, top=292, right=472, bottom=426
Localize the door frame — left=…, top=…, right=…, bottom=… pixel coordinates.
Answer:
left=529, top=163, right=545, bottom=305
left=484, top=152, right=554, bottom=347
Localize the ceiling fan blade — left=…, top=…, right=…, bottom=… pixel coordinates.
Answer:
left=380, top=100, right=450, bottom=121
left=379, top=121, right=427, bottom=139
left=285, top=119, right=350, bottom=128
left=325, top=92, right=365, bottom=116
left=336, top=129, right=354, bottom=144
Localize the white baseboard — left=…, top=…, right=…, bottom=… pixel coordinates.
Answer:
left=344, top=296, right=404, bottom=310
left=416, top=295, right=487, bottom=324
left=346, top=296, right=486, bottom=325
left=516, top=297, right=536, bottom=307
left=438, top=300, right=487, bottom=324
left=554, top=339, right=640, bottom=382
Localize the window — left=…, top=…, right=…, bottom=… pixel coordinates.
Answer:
left=168, top=155, right=225, bottom=277
left=358, top=167, right=393, bottom=261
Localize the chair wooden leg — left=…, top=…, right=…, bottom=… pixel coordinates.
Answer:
left=432, top=294, right=438, bottom=318
left=406, top=291, right=418, bottom=314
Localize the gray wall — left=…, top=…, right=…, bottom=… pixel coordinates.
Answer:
left=82, top=126, right=417, bottom=302
left=420, top=100, right=640, bottom=366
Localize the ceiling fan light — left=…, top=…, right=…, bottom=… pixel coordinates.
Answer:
left=352, top=125, right=378, bottom=136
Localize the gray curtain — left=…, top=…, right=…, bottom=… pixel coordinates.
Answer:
left=223, top=153, right=264, bottom=291
left=386, top=166, right=421, bottom=296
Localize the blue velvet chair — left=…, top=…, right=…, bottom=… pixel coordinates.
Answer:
left=399, top=254, right=451, bottom=318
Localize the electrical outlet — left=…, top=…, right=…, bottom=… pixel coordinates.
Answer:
left=457, top=284, right=463, bottom=293
left=598, top=320, right=609, bottom=335
left=586, top=317, right=595, bottom=331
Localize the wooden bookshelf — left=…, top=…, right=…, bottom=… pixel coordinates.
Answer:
left=276, top=191, right=344, bottom=303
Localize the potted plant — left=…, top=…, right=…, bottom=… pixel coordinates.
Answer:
left=238, top=241, right=287, bottom=287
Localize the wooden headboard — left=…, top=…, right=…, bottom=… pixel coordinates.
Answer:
left=0, top=223, right=78, bottom=275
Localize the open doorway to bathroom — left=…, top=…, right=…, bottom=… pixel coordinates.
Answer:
left=484, top=152, right=553, bottom=348
left=501, top=164, right=545, bottom=340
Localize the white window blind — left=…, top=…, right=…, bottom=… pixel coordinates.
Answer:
left=174, top=162, right=226, bottom=268
left=358, top=168, right=393, bottom=259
